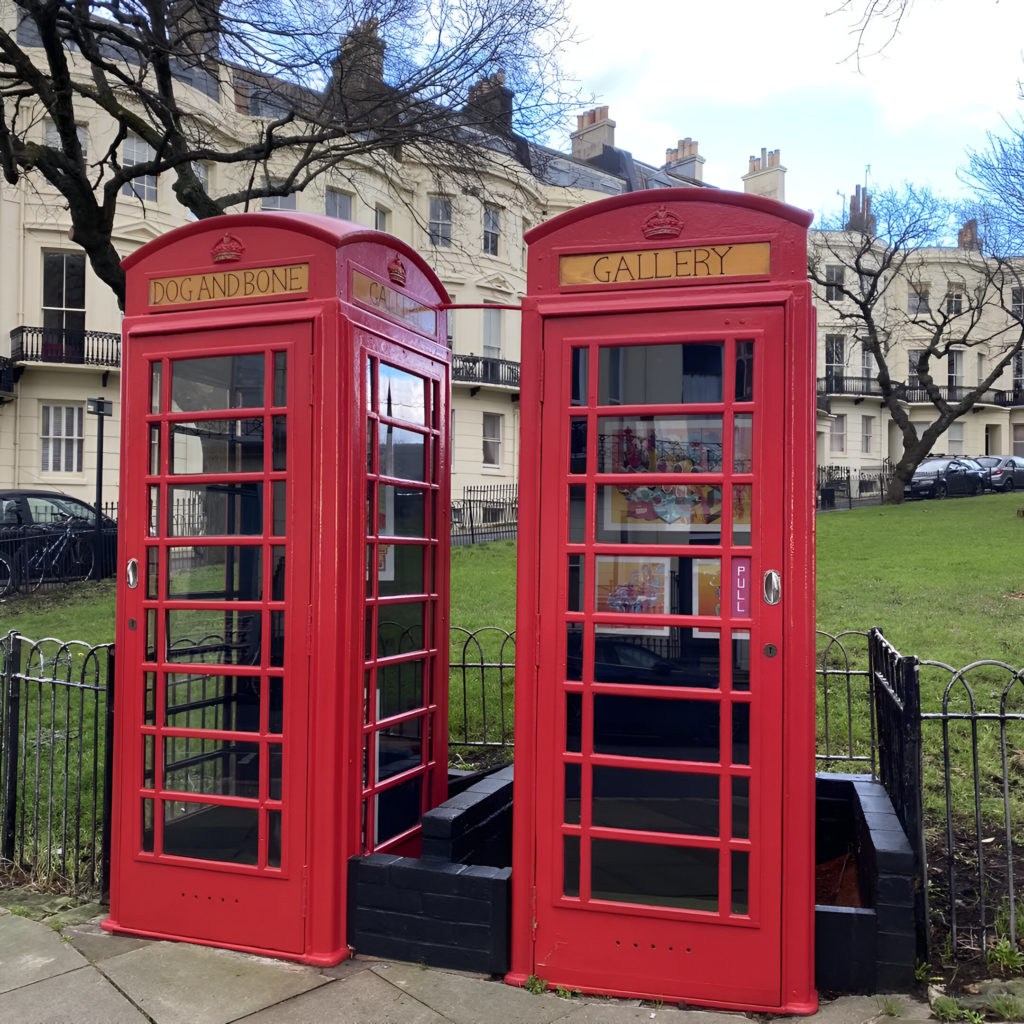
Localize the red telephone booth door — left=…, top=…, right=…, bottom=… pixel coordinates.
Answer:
left=530, top=306, right=788, bottom=1008
left=112, top=323, right=312, bottom=955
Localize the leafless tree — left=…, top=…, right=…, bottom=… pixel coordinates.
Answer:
left=0, top=0, right=575, bottom=307
left=809, top=185, right=1024, bottom=503
left=829, top=0, right=914, bottom=66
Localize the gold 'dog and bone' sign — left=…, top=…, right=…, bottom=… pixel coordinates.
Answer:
left=559, top=241, right=771, bottom=286
left=148, top=263, right=310, bottom=307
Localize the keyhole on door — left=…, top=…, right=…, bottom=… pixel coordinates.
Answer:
left=764, top=643, right=778, bottom=657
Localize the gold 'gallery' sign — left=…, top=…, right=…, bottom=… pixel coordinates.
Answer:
left=559, top=241, right=771, bottom=287
left=148, top=263, right=310, bottom=307
left=351, top=270, right=437, bottom=335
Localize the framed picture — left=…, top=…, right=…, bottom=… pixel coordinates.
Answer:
left=691, top=559, right=721, bottom=638
left=594, top=556, right=671, bottom=636
left=600, top=483, right=723, bottom=537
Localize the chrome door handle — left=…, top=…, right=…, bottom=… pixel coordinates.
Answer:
left=763, top=570, right=781, bottom=605
left=126, top=558, right=139, bottom=589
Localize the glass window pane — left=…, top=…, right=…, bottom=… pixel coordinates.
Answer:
left=592, top=840, right=718, bottom=911
left=379, top=485, right=426, bottom=537
left=377, top=718, right=422, bottom=781
left=377, top=601, right=426, bottom=656
left=733, top=702, right=750, bottom=765
left=734, top=414, right=753, bottom=472
left=268, top=810, right=282, bottom=868
left=171, top=419, right=264, bottom=474
left=564, top=836, right=580, bottom=897
left=171, top=355, right=264, bottom=411
left=149, top=425, right=161, bottom=475
left=571, top=348, right=588, bottom=406
left=375, top=776, right=422, bottom=846
left=380, top=364, right=426, bottom=425
left=564, top=763, right=581, bottom=824
left=732, top=850, right=749, bottom=914
left=272, top=415, right=286, bottom=471
left=735, top=341, right=754, bottom=402
left=166, top=609, right=262, bottom=665
left=273, top=481, right=286, bottom=536
left=146, top=548, right=159, bottom=599
left=732, top=777, right=749, bottom=839
left=142, top=799, right=154, bottom=853
left=566, top=692, right=582, bottom=751
left=165, top=673, right=261, bottom=732
left=149, top=486, right=160, bottom=538
left=569, top=485, right=586, bottom=544
left=732, top=634, right=750, bottom=691
left=732, top=485, right=752, bottom=545
left=380, top=425, right=425, bottom=481
left=150, top=362, right=163, bottom=414
left=570, top=418, right=588, bottom=474
left=567, top=555, right=584, bottom=613
left=168, top=484, right=263, bottom=536
left=593, top=767, right=719, bottom=836
left=269, top=676, right=283, bottom=734
left=163, top=803, right=258, bottom=864
left=163, top=737, right=259, bottom=798
left=269, top=744, right=282, bottom=800
left=596, top=486, right=723, bottom=544
left=167, top=546, right=262, bottom=601
left=273, top=352, right=287, bottom=407
left=593, top=694, right=719, bottom=761
left=271, top=546, right=285, bottom=601
left=378, top=660, right=424, bottom=718
left=144, top=672, right=157, bottom=725
left=598, top=343, right=723, bottom=405
left=596, top=416, right=723, bottom=473
left=378, top=544, right=425, bottom=597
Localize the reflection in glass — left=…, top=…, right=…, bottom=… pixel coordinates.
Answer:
left=733, top=485, right=752, bottom=545
left=596, top=486, right=722, bottom=545
left=593, top=694, right=719, bottom=761
left=378, top=659, right=424, bottom=718
left=593, top=767, right=719, bottom=836
left=732, top=777, right=749, bottom=838
left=564, top=763, right=581, bottom=824
left=569, top=486, right=585, bottom=544
left=268, top=810, right=282, bottom=868
left=570, top=418, right=588, bottom=474
left=148, top=485, right=160, bottom=538
left=163, top=803, right=259, bottom=864
left=167, top=546, right=262, bottom=601
left=146, top=609, right=157, bottom=661
left=273, top=352, right=287, bottom=407
left=596, top=416, right=722, bottom=473
left=163, top=737, right=259, bottom=798
left=380, top=364, right=426, bottom=425
left=379, top=486, right=426, bottom=537
left=377, top=601, right=425, bottom=656
left=271, top=546, right=285, bottom=601
left=734, top=414, right=753, bottom=472
left=165, top=673, right=260, bottom=732
left=566, top=692, right=582, bottom=751
left=166, top=609, right=261, bottom=665
left=168, top=484, right=263, bottom=536
left=149, top=425, right=161, bottom=475
left=171, top=418, right=264, bottom=474
left=733, top=702, right=750, bottom=765
left=735, top=341, right=754, bottom=402
left=270, top=611, right=284, bottom=667
left=272, top=415, right=287, bottom=471
left=146, top=548, right=159, bottom=599
left=273, top=481, right=286, bottom=536
left=150, top=362, right=162, bottom=414
left=732, top=850, right=749, bottom=914
left=144, top=672, right=156, bottom=725
left=732, top=635, right=751, bottom=691
left=142, top=799, right=154, bottom=852
left=564, top=836, right=580, bottom=896
left=143, top=734, right=154, bottom=788
left=269, top=744, right=282, bottom=800
left=377, top=718, right=422, bottom=781
left=598, top=343, right=723, bottom=405
left=379, top=425, right=426, bottom=481
left=171, top=354, right=264, bottom=411
left=592, top=840, right=718, bottom=910
left=568, top=555, right=584, bottom=613
left=375, top=776, right=421, bottom=846
left=571, top=348, right=588, bottom=406
left=269, top=676, right=283, bottom=733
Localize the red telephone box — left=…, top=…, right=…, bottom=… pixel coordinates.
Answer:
left=509, top=190, right=817, bottom=1013
left=104, top=212, right=451, bottom=964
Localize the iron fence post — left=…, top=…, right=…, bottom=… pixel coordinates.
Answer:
left=101, top=644, right=115, bottom=899
left=1, top=633, right=22, bottom=865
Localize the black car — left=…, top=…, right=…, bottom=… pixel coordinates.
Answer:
left=904, top=457, right=986, bottom=499
left=975, top=455, right=1024, bottom=492
left=0, top=489, right=117, bottom=588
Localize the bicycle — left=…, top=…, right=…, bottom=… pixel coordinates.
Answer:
left=20, top=514, right=95, bottom=592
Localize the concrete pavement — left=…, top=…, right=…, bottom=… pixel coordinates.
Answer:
left=0, top=902, right=934, bottom=1024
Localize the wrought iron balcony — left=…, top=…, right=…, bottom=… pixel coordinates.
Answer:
left=10, top=326, right=121, bottom=367
left=451, top=354, right=520, bottom=389
left=818, top=375, right=1024, bottom=408
left=0, top=356, right=15, bottom=400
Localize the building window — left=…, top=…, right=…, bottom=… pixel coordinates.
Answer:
left=908, top=286, right=930, bottom=314
left=948, top=349, right=963, bottom=392
left=42, top=252, right=86, bottom=336
left=483, top=305, right=502, bottom=360
left=1014, top=423, right=1024, bottom=458
left=829, top=414, right=846, bottom=454
left=1014, top=352, right=1024, bottom=392
left=861, top=341, right=873, bottom=381
left=825, top=265, right=845, bottom=301
left=483, top=412, right=503, bottom=467
left=445, top=294, right=455, bottom=350
left=375, top=205, right=389, bottom=232
left=908, top=349, right=926, bottom=387
left=326, top=188, right=352, bottom=220
left=861, top=415, right=874, bottom=455
left=824, top=334, right=844, bottom=389
left=45, top=119, right=88, bottom=157
left=41, top=404, right=84, bottom=473
left=191, top=160, right=209, bottom=192
left=121, top=133, right=157, bottom=202
left=977, top=352, right=986, bottom=391
left=1013, top=288, right=1024, bottom=320
left=262, top=190, right=296, bottom=210
left=429, top=197, right=452, bottom=247
left=946, top=289, right=963, bottom=315
left=483, top=204, right=500, bottom=255
left=947, top=422, right=964, bottom=455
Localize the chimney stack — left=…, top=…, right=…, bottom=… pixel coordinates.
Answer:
left=571, top=106, right=615, bottom=162
left=664, top=137, right=704, bottom=182
left=958, top=218, right=981, bottom=250
left=741, top=147, right=785, bottom=202
left=846, top=185, right=876, bottom=233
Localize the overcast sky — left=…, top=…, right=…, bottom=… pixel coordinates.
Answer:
left=555, top=0, right=1024, bottom=222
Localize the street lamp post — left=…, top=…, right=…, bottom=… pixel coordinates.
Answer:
left=86, top=397, right=112, bottom=580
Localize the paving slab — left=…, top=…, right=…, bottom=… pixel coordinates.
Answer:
left=549, top=1002, right=746, bottom=1024
left=61, top=917, right=154, bottom=963
left=0, top=913, right=88, bottom=995
left=369, top=962, right=603, bottom=1024
left=96, top=939, right=330, bottom=1024
left=0, top=964, right=150, bottom=1024
left=235, top=971, right=450, bottom=1024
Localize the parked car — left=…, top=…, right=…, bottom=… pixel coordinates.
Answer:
left=904, top=457, right=986, bottom=499
left=974, top=455, right=1024, bottom=492
left=0, top=489, right=117, bottom=586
